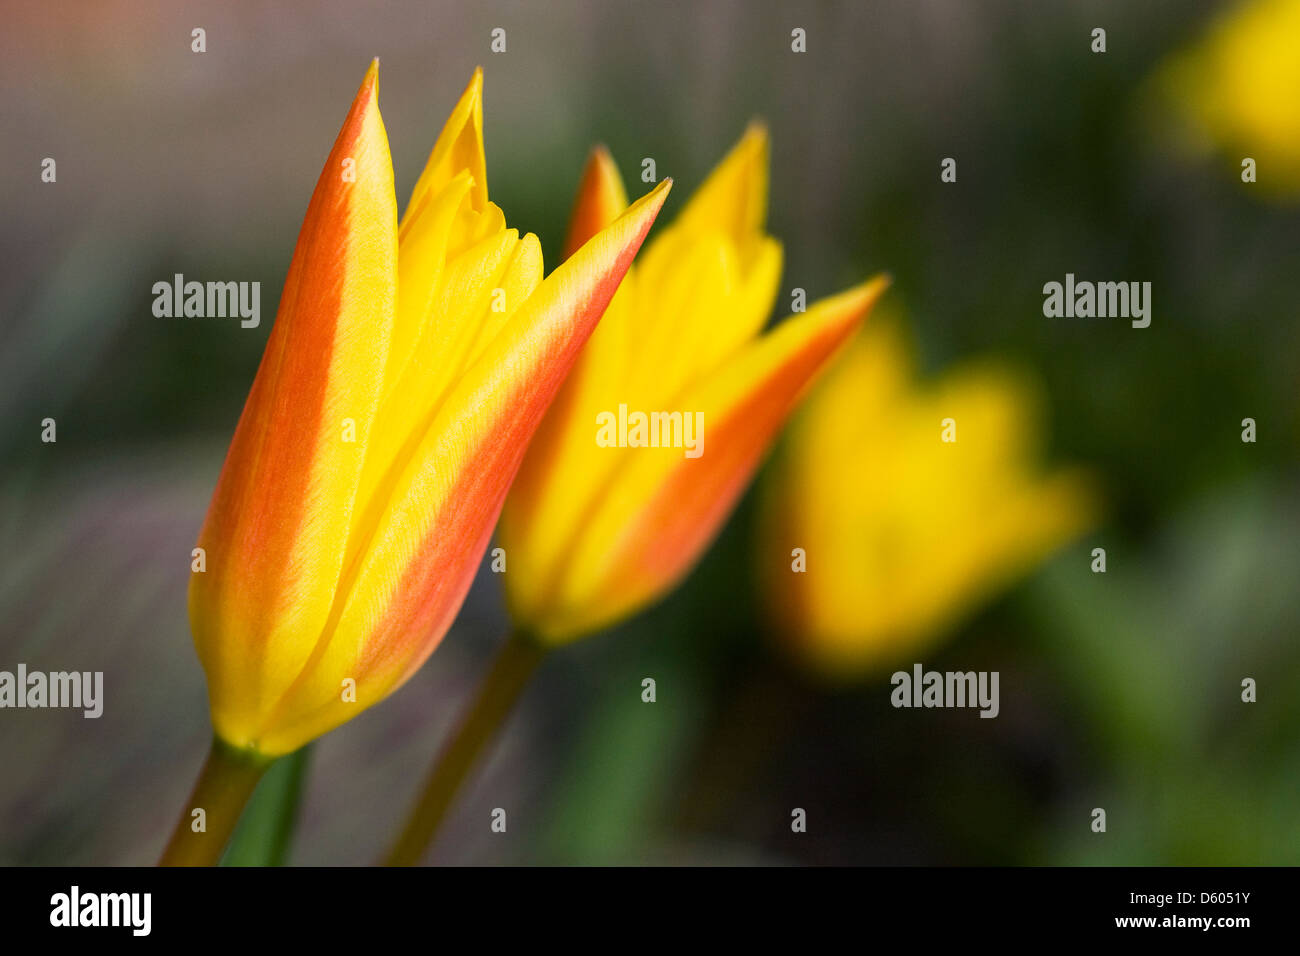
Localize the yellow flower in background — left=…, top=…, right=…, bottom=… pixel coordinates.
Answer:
left=760, top=314, right=1097, bottom=679
left=499, top=127, right=889, bottom=644
left=1154, top=0, right=1300, bottom=195
left=188, top=64, right=668, bottom=759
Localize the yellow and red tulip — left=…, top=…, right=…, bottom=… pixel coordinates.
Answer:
left=188, top=63, right=669, bottom=758
left=760, top=313, right=1098, bottom=679
left=499, top=127, right=889, bottom=643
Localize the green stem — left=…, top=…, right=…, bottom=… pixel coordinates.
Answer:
left=383, top=632, right=546, bottom=866
left=220, top=745, right=312, bottom=866
left=159, top=737, right=272, bottom=866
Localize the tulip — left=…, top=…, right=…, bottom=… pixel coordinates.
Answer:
left=501, top=127, right=890, bottom=642
left=160, top=62, right=669, bottom=865
left=760, top=313, right=1098, bottom=679
left=384, top=126, right=887, bottom=864
left=1153, top=0, right=1300, bottom=195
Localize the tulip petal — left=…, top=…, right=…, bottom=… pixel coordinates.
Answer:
left=673, top=121, right=768, bottom=254
left=189, top=61, right=398, bottom=752
left=400, top=67, right=487, bottom=235
left=563, top=145, right=630, bottom=258
left=386, top=170, right=475, bottom=391
left=247, top=180, right=672, bottom=753
left=528, top=276, right=889, bottom=642
left=629, top=228, right=783, bottom=401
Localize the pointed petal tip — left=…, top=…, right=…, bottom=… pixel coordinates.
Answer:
left=587, top=144, right=620, bottom=180
left=447, top=68, right=484, bottom=123
left=562, top=144, right=636, bottom=258
left=773, top=274, right=891, bottom=351
left=736, top=122, right=770, bottom=165
left=626, top=179, right=673, bottom=252
left=602, top=176, right=670, bottom=248
left=615, top=175, right=671, bottom=219
left=341, top=59, right=385, bottom=137
left=676, top=127, right=768, bottom=239
left=588, top=143, right=617, bottom=174
left=834, top=273, right=892, bottom=323
left=359, top=58, right=380, bottom=99
left=641, top=176, right=673, bottom=213
left=588, top=145, right=620, bottom=189
left=859, top=272, right=892, bottom=296
left=563, top=175, right=672, bottom=286
left=466, top=66, right=485, bottom=101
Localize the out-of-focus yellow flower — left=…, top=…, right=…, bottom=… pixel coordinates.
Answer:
left=760, top=315, right=1097, bottom=679
left=499, top=128, right=888, bottom=644
left=1154, top=0, right=1300, bottom=194
left=188, top=63, right=668, bottom=757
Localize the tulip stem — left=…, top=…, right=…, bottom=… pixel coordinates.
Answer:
left=159, top=737, right=272, bottom=866
left=383, top=633, right=546, bottom=866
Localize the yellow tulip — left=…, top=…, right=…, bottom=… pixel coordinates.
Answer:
left=760, top=314, right=1097, bottom=679
left=185, top=64, right=668, bottom=760
left=1154, top=0, right=1300, bottom=194
left=499, top=127, right=889, bottom=643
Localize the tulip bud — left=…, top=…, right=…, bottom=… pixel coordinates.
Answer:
left=500, top=126, right=888, bottom=643
left=188, top=63, right=669, bottom=756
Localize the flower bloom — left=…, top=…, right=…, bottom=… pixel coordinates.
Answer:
left=1154, top=0, right=1300, bottom=195
left=189, top=63, right=668, bottom=756
left=499, top=126, right=888, bottom=643
left=760, top=315, right=1098, bottom=678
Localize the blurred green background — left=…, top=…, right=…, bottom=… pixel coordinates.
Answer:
left=1, top=0, right=1297, bottom=865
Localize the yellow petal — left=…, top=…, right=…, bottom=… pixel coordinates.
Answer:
left=629, top=228, right=783, bottom=397
left=673, top=121, right=769, bottom=251
left=386, top=170, right=475, bottom=393
left=512, top=277, right=889, bottom=642
left=190, top=61, right=398, bottom=752
left=400, top=67, right=487, bottom=236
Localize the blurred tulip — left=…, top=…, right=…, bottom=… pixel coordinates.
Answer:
left=760, top=314, right=1097, bottom=678
left=1154, top=0, right=1300, bottom=195
left=499, top=128, right=889, bottom=643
